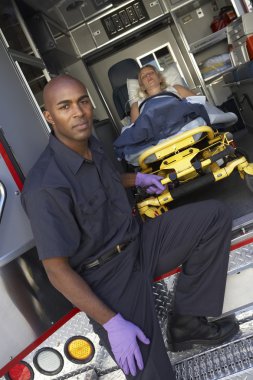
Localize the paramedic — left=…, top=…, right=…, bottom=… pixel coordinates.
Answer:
left=21, top=75, right=238, bottom=380
left=130, top=64, right=196, bottom=122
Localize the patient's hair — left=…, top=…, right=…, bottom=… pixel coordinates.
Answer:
left=138, top=64, right=168, bottom=99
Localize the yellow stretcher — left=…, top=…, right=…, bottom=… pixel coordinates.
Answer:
left=136, top=126, right=253, bottom=219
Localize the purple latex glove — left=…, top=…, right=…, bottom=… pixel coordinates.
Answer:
left=103, top=313, right=150, bottom=376
left=135, top=172, right=166, bottom=194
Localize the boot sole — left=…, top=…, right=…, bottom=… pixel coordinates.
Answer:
left=171, top=322, right=239, bottom=352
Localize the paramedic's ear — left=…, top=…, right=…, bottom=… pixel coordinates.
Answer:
left=43, top=110, right=55, bottom=125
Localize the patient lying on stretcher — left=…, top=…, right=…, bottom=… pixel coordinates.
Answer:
left=113, top=65, right=238, bottom=166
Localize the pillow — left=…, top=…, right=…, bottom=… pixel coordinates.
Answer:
left=127, top=63, right=185, bottom=106
left=127, top=78, right=140, bottom=106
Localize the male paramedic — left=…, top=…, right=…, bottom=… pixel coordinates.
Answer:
left=21, top=75, right=239, bottom=379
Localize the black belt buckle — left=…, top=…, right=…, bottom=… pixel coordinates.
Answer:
left=116, top=243, right=126, bottom=253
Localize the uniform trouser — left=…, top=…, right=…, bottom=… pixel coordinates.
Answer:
left=82, top=200, right=232, bottom=380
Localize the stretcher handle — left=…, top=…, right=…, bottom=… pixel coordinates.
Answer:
left=138, top=126, right=215, bottom=170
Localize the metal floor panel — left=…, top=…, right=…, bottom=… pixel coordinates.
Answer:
left=156, top=306, right=253, bottom=380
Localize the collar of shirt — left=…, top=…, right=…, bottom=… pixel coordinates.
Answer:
left=49, top=133, right=104, bottom=175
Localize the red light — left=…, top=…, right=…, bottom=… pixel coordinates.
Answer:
left=7, top=362, right=33, bottom=380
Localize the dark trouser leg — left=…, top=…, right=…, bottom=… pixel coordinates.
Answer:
left=83, top=240, right=175, bottom=380
left=141, top=199, right=232, bottom=317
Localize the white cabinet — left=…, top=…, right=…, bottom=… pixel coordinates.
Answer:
left=162, top=0, right=246, bottom=104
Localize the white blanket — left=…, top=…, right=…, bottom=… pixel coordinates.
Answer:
left=186, top=96, right=238, bottom=127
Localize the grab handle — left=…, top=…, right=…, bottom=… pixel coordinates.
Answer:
left=0, top=181, right=6, bottom=222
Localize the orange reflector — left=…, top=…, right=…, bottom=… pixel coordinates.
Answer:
left=64, top=336, right=95, bottom=364
left=7, top=361, right=34, bottom=380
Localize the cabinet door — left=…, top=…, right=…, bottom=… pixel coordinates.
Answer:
left=169, top=0, right=242, bottom=104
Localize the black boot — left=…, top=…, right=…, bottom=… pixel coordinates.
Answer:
left=169, top=314, right=239, bottom=352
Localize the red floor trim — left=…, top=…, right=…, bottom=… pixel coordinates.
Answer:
left=154, top=267, right=182, bottom=282
left=231, top=236, right=253, bottom=251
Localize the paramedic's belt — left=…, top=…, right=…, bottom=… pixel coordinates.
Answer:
left=82, top=241, right=131, bottom=270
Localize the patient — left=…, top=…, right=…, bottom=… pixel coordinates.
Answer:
left=114, top=65, right=210, bottom=165
left=114, top=64, right=238, bottom=166
left=130, top=64, right=196, bottom=123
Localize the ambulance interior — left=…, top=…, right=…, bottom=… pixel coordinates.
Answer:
left=5, top=0, right=253, bottom=219
left=1, top=0, right=253, bottom=378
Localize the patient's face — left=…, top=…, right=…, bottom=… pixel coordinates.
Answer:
left=139, top=67, right=161, bottom=93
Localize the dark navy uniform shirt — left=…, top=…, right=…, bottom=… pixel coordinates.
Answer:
left=21, top=134, right=139, bottom=270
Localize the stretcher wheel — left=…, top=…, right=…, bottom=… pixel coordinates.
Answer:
left=245, top=173, right=253, bottom=193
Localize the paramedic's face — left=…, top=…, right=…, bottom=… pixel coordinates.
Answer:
left=44, top=78, right=93, bottom=147
left=139, top=68, right=161, bottom=90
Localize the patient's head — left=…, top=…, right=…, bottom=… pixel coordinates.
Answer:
left=138, top=65, right=167, bottom=97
